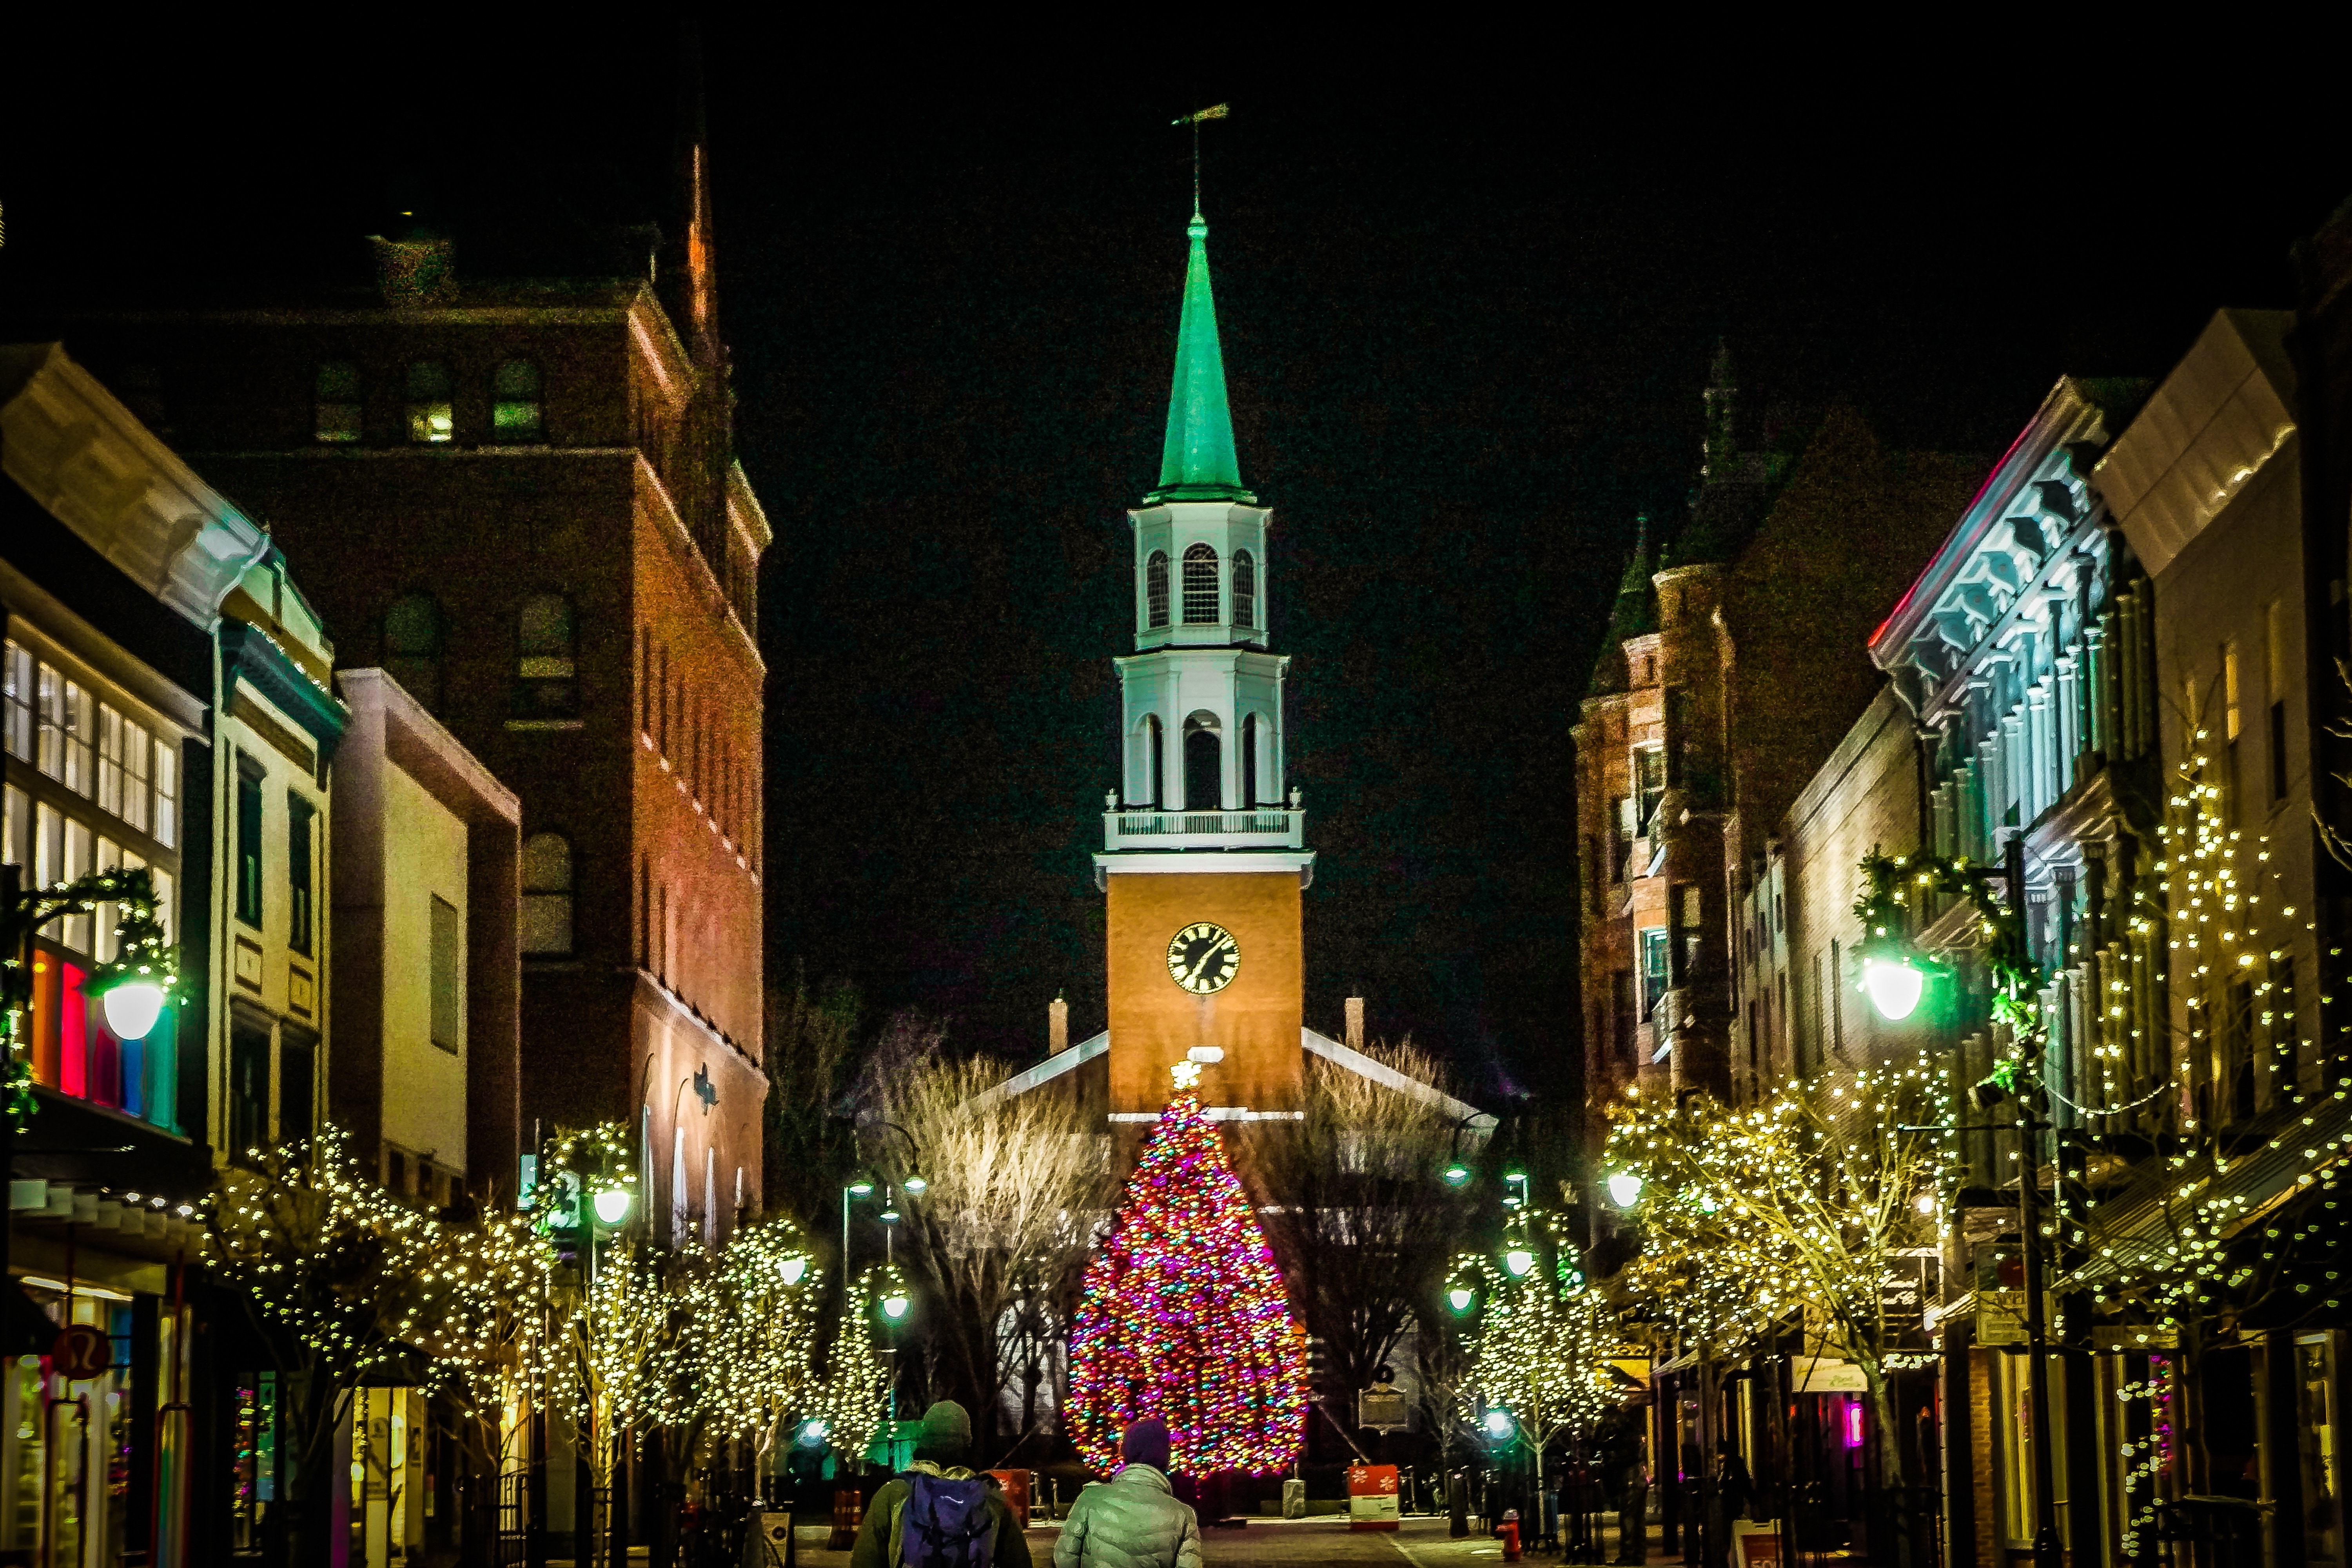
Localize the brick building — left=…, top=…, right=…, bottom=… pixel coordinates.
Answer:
left=1572, top=356, right=1984, bottom=1149
left=65, top=152, right=771, bottom=1244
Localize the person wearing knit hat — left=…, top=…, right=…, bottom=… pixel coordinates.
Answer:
left=1052, top=1418, right=1201, bottom=1568
left=849, top=1401, right=1033, bottom=1568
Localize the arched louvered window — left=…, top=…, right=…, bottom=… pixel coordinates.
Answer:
left=1233, top=550, right=1257, bottom=630
left=521, top=831, right=573, bottom=956
left=1146, top=552, right=1170, bottom=629
left=1182, top=544, right=1219, bottom=624
left=1242, top=712, right=1260, bottom=805
left=1143, top=715, right=1164, bottom=806
left=382, top=593, right=444, bottom=711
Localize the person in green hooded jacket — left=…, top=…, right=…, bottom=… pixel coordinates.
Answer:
left=851, top=1402, right=1033, bottom=1568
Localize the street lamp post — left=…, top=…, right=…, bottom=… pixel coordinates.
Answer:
left=2, top=866, right=176, bottom=1307
left=1865, top=833, right=2060, bottom=1568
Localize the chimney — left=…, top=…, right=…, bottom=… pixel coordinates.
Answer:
left=368, top=232, right=457, bottom=308
left=1344, top=996, right=1365, bottom=1051
left=1049, top=995, right=1070, bottom=1054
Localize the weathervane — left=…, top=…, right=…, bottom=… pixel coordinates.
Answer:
left=1171, top=104, right=1230, bottom=216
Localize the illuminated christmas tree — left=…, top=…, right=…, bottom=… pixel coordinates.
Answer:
left=1068, top=1065, right=1305, bottom=1473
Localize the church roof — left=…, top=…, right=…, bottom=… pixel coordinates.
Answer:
left=1146, top=212, right=1254, bottom=505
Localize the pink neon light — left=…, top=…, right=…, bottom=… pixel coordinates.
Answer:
left=1844, top=1401, right=1865, bottom=1450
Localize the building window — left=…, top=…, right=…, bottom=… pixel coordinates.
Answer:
left=521, top=832, right=574, bottom=957
left=405, top=361, right=454, bottom=445
left=287, top=794, right=315, bottom=956
left=1146, top=552, right=1169, bottom=629
left=1639, top=927, right=1670, bottom=1022
left=121, top=712, right=151, bottom=835
left=315, top=362, right=362, bottom=444
left=2, top=641, right=31, bottom=760
left=1241, top=712, right=1259, bottom=806
left=1233, top=550, right=1257, bottom=630
left=2267, top=597, right=2290, bottom=805
left=36, top=664, right=93, bottom=795
left=279, top=1028, right=315, bottom=1145
left=152, top=737, right=178, bottom=849
left=229, top=1021, right=270, bottom=1158
left=236, top=761, right=264, bottom=929
left=1634, top=746, right=1666, bottom=835
left=96, top=704, right=124, bottom=817
left=382, top=593, right=445, bottom=711
left=516, top=593, right=579, bottom=716
left=1182, top=544, right=1219, bottom=624
left=430, top=894, right=463, bottom=1051
left=1142, top=715, right=1163, bottom=806
left=492, top=359, right=543, bottom=442
left=671, top=1126, right=690, bottom=1247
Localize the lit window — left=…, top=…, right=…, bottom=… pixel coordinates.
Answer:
left=492, top=359, right=543, bottom=442
left=405, top=361, right=454, bottom=444
left=96, top=704, right=124, bottom=817
left=2, top=641, right=32, bottom=760
left=1233, top=550, right=1256, bottom=630
left=1182, top=544, right=1218, bottom=624
left=382, top=593, right=444, bottom=711
left=521, top=832, right=573, bottom=957
left=315, top=361, right=362, bottom=443
left=1146, top=552, right=1169, bottom=629
left=517, top=593, right=578, bottom=716
left=152, top=739, right=177, bottom=849
left=122, top=714, right=151, bottom=833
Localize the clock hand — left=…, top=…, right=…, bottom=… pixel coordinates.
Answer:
left=1187, top=939, right=1232, bottom=986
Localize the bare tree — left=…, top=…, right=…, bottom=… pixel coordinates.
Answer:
left=873, top=1054, right=1115, bottom=1459
left=762, top=965, right=866, bottom=1233
left=1253, top=1041, right=1482, bottom=1416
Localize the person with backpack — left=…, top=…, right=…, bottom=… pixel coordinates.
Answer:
left=851, top=1402, right=1032, bottom=1568
left=1052, top=1420, right=1201, bottom=1568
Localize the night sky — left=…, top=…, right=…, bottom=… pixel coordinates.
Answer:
left=8, top=33, right=2350, bottom=1103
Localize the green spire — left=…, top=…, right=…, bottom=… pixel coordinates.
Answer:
left=1147, top=211, right=1253, bottom=504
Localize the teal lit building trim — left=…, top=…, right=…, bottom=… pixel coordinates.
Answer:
left=1147, top=212, right=1254, bottom=505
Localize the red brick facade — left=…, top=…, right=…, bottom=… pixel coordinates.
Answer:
left=71, top=263, right=771, bottom=1240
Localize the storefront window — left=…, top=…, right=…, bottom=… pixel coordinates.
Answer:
left=2301, top=1336, right=2343, bottom=1567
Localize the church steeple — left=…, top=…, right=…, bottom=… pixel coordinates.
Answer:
left=1147, top=211, right=1253, bottom=505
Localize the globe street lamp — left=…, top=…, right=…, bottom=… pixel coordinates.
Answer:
left=1605, top=1171, right=1644, bottom=1209
left=1446, top=1283, right=1477, bottom=1314
left=1502, top=1245, right=1536, bottom=1278
left=592, top=1185, right=633, bottom=1227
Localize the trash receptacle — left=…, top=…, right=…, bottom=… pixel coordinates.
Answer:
left=1282, top=1479, right=1307, bottom=1519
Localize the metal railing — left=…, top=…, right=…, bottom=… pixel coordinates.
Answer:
left=1102, top=807, right=1305, bottom=850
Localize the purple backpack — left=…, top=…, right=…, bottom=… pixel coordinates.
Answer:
left=899, top=1474, right=994, bottom=1568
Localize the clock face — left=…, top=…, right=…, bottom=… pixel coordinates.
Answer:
left=1165, top=922, right=1241, bottom=994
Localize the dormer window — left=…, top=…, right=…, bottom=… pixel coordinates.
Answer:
left=1182, top=544, right=1219, bottom=624
left=1146, top=552, right=1170, bottom=629
left=1233, top=550, right=1257, bottom=630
